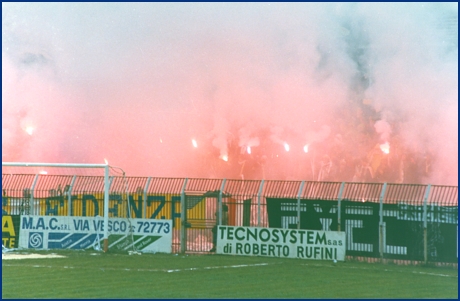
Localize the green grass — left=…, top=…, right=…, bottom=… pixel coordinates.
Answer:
left=2, top=249, right=458, bottom=299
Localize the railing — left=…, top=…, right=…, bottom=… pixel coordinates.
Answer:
left=2, top=174, right=457, bottom=266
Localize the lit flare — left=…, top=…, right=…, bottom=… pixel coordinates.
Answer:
left=284, top=142, right=290, bottom=152
left=379, top=142, right=390, bottom=154
left=25, top=126, right=35, bottom=135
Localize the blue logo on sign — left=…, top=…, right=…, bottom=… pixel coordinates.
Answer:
left=29, top=232, right=44, bottom=248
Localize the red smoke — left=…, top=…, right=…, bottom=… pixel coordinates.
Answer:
left=2, top=3, right=458, bottom=185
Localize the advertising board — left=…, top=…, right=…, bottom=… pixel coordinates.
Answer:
left=18, top=215, right=172, bottom=253
left=216, top=225, right=346, bottom=261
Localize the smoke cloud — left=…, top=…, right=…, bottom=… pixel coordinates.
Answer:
left=2, top=3, right=458, bottom=185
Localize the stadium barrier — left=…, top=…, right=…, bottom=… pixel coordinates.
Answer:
left=2, top=174, right=457, bottom=265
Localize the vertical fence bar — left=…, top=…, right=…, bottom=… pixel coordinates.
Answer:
left=180, top=178, right=188, bottom=254
left=29, top=174, right=39, bottom=215
left=257, top=180, right=264, bottom=227
left=68, top=175, right=76, bottom=216
left=423, top=184, right=431, bottom=264
left=218, top=179, right=227, bottom=225
left=337, top=182, right=345, bottom=232
left=378, top=183, right=387, bottom=259
left=143, top=177, right=151, bottom=219
left=297, top=181, right=305, bottom=229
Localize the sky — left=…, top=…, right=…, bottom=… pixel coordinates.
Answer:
left=2, top=2, right=458, bottom=185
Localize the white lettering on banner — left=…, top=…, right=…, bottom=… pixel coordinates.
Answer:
left=281, top=204, right=306, bottom=212
left=216, top=226, right=346, bottom=261
left=18, top=215, right=172, bottom=253
left=320, top=218, right=333, bottom=231
left=313, top=204, right=322, bottom=213
left=345, top=220, right=373, bottom=252
left=345, top=207, right=373, bottom=215
left=281, top=216, right=298, bottom=228
left=382, top=222, right=407, bottom=255
left=397, top=204, right=457, bottom=224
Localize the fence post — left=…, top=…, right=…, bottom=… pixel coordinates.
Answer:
left=337, top=182, right=345, bottom=232
left=378, top=183, right=387, bottom=260
left=423, top=184, right=431, bottom=265
left=180, top=178, right=188, bottom=254
left=257, top=180, right=264, bottom=227
left=218, top=179, right=227, bottom=225
left=28, top=174, right=39, bottom=215
left=143, top=177, right=151, bottom=219
left=297, top=181, right=305, bottom=229
left=67, top=175, right=76, bottom=216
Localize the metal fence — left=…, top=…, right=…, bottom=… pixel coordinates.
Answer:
left=2, top=174, right=457, bottom=265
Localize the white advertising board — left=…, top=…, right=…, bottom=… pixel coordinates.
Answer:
left=18, top=215, right=172, bottom=253
left=216, top=226, right=346, bottom=261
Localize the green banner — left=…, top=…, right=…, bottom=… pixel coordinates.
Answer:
left=266, top=198, right=458, bottom=263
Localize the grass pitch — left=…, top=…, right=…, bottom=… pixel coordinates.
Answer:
left=2, top=249, right=458, bottom=299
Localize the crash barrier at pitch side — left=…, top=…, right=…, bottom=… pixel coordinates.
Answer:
left=2, top=174, right=457, bottom=265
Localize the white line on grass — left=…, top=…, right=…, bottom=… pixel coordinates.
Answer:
left=166, top=262, right=272, bottom=273
left=2, top=262, right=277, bottom=273
left=4, top=260, right=456, bottom=278
left=299, top=262, right=458, bottom=278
